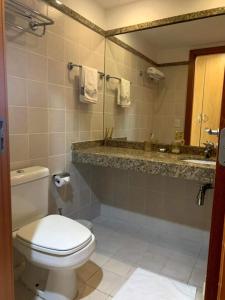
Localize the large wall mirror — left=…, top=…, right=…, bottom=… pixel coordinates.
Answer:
left=104, top=15, right=225, bottom=146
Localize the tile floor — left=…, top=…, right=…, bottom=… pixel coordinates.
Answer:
left=15, top=216, right=208, bottom=300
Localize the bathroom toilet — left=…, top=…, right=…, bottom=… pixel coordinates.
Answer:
left=11, top=166, right=96, bottom=300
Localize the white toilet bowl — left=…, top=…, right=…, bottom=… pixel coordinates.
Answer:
left=14, top=214, right=96, bottom=300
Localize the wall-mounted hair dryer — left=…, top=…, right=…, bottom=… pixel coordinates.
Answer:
left=146, top=67, right=165, bottom=81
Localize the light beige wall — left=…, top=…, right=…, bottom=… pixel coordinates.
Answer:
left=156, top=47, right=191, bottom=64
left=105, top=0, right=225, bottom=29
left=62, top=0, right=106, bottom=29
left=104, top=39, right=157, bottom=141
left=6, top=1, right=105, bottom=219
left=53, top=0, right=225, bottom=31
left=157, top=42, right=225, bottom=64
left=118, top=34, right=157, bottom=62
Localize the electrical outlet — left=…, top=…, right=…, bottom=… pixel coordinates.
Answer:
left=175, top=131, right=184, bottom=141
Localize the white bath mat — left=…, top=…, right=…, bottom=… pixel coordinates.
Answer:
left=113, top=268, right=196, bottom=300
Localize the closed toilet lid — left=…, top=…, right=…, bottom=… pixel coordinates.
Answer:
left=16, top=215, right=92, bottom=256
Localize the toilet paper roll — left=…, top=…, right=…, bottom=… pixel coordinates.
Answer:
left=54, top=175, right=70, bottom=188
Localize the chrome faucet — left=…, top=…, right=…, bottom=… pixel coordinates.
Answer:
left=203, top=142, right=214, bottom=159
left=196, top=183, right=213, bottom=206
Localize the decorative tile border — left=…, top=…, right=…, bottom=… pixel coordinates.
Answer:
left=43, top=0, right=105, bottom=36
left=108, top=36, right=190, bottom=67
left=43, top=1, right=225, bottom=67
left=72, top=140, right=103, bottom=150
left=104, top=139, right=145, bottom=150
left=105, top=7, right=225, bottom=37
left=108, top=36, right=157, bottom=66
left=43, top=0, right=159, bottom=65
left=159, top=61, right=189, bottom=67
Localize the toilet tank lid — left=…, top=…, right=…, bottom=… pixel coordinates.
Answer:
left=11, top=166, right=49, bottom=186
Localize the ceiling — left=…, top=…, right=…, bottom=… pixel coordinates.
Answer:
left=122, top=15, right=225, bottom=49
left=95, top=0, right=138, bottom=9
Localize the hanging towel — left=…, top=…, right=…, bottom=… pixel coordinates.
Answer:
left=117, top=78, right=131, bottom=107
left=80, top=66, right=98, bottom=104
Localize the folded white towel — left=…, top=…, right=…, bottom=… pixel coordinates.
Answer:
left=80, top=66, right=98, bottom=104
left=117, top=78, right=131, bottom=108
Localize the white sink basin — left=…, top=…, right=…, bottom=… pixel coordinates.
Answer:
left=182, top=159, right=216, bottom=166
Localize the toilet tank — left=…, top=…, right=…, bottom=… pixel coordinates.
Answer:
left=11, top=166, right=50, bottom=231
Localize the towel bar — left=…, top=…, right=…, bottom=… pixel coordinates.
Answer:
left=67, top=62, right=105, bottom=79
left=106, top=75, right=121, bottom=81
left=106, top=74, right=132, bottom=84
left=5, top=0, right=54, bottom=37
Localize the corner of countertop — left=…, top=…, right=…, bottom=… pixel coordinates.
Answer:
left=72, top=140, right=103, bottom=151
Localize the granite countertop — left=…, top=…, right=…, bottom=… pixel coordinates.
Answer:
left=72, top=143, right=216, bottom=183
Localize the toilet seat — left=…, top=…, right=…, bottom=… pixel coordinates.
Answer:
left=16, top=215, right=92, bottom=256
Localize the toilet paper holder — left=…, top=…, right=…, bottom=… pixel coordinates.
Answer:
left=53, top=172, right=70, bottom=188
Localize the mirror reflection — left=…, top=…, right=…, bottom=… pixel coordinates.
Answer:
left=104, top=16, right=225, bottom=146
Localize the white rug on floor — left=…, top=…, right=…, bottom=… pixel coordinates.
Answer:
left=113, top=268, right=196, bottom=300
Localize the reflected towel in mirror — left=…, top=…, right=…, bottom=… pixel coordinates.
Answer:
left=117, top=78, right=131, bottom=107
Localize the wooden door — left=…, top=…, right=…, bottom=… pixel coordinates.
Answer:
left=190, top=55, right=206, bottom=146
left=190, top=53, right=225, bottom=147
left=200, top=54, right=225, bottom=145
left=184, top=46, right=225, bottom=145
left=0, top=0, right=14, bottom=299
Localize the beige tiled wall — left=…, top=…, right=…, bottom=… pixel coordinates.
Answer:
left=92, top=166, right=213, bottom=231
left=152, top=65, right=188, bottom=144
left=6, top=0, right=105, bottom=219
left=104, top=39, right=157, bottom=141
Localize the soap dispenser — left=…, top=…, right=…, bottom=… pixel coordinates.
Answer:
left=171, top=131, right=184, bottom=154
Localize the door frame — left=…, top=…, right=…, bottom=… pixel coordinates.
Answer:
left=217, top=215, right=225, bottom=299
left=0, top=1, right=225, bottom=300
left=205, top=71, right=225, bottom=300
left=0, top=0, right=14, bottom=299
left=184, top=45, right=225, bottom=145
